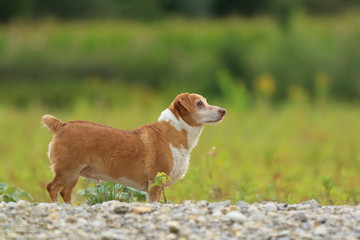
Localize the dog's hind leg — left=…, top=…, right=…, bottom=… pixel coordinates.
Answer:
left=46, top=174, right=66, bottom=204
left=46, top=167, right=81, bottom=204
left=59, top=178, right=79, bottom=205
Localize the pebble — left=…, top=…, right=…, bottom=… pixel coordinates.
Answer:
left=6, top=202, right=16, bottom=209
left=236, top=201, right=250, bottom=209
left=0, top=213, right=7, bottom=222
left=16, top=200, right=29, bottom=208
left=159, top=206, right=172, bottom=214
left=208, top=200, right=231, bottom=209
left=248, top=205, right=259, bottom=213
left=229, top=205, right=238, bottom=211
left=132, top=206, right=152, bottom=214
left=264, top=202, right=278, bottom=212
left=196, top=215, right=207, bottom=223
left=66, top=217, right=77, bottom=224
left=314, top=225, right=328, bottom=235
left=183, top=200, right=196, bottom=206
left=48, top=212, right=59, bottom=220
left=212, top=210, right=223, bottom=218
left=0, top=200, right=359, bottom=239
left=7, top=232, right=20, bottom=238
left=77, top=218, right=88, bottom=226
left=113, top=206, right=129, bottom=214
left=226, top=211, right=246, bottom=223
left=302, top=199, right=321, bottom=208
left=294, top=212, right=307, bottom=222
left=168, top=221, right=180, bottom=234
left=196, top=200, right=209, bottom=208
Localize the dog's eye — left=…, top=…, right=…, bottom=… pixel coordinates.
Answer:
left=197, top=101, right=203, bottom=106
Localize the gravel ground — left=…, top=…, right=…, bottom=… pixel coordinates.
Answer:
left=1, top=199, right=360, bottom=240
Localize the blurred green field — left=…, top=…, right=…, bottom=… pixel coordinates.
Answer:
left=1, top=89, right=360, bottom=205
left=1, top=13, right=360, bottom=105
left=1, top=14, right=360, bottom=205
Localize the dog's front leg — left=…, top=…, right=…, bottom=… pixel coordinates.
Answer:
left=147, top=180, right=162, bottom=203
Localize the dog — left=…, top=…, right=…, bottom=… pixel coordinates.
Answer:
left=42, top=93, right=226, bottom=204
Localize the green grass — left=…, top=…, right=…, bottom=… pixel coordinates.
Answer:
left=1, top=93, right=360, bottom=205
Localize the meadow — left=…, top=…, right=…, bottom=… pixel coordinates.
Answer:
left=1, top=13, right=360, bottom=205
left=1, top=89, right=360, bottom=205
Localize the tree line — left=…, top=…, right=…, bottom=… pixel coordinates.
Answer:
left=0, top=0, right=358, bottom=22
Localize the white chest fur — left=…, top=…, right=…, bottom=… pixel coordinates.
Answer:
left=158, top=109, right=203, bottom=184
left=168, top=144, right=190, bottom=183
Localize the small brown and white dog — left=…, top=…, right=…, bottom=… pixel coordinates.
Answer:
left=42, top=93, right=225, bottom=204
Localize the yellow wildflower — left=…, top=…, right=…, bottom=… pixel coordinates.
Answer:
left=254, top=73, right=276, bottom=96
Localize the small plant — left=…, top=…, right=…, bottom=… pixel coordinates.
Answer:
left=149, top=172, right=172, bottom=203
left=322, top=177, right=335, bottom=204
left=0, top=183, right=32, bottom=203
left=237, top=183, right=248, bottom=201
left=77, top=181, right=147, bottom=205
left=205, top=146, right=223, bottom=201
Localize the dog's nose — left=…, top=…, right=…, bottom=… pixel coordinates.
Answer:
left=219, top=108, right=226, bottom=116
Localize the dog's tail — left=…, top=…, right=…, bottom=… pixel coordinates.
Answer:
left=41, top=115, right=64, bottom=134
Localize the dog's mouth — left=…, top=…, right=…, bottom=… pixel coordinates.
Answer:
left=205, top=116, right=224, bottom=124
left=206, top=120, right=220, bottom=123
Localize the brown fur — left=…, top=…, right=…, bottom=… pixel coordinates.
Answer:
left=42, top=115, right=64, bottom=134
left=43, top=119, right=177, bottom=203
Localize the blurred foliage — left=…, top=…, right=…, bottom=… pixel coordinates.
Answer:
left=77, top=180, right=147, bottom=205
left=0, top=14, right=360, bottom=108
left=0, top=0, right=358, bottom=22
left=0, top=182, right=33, bottom=203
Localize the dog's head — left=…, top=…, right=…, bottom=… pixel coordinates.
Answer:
left=169, top=93, right=226, bottom=127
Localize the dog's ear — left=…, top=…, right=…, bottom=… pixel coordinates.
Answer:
left=175, top=93, right=196, bottom=113
left=169, top=93, right=199, bottom=126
